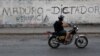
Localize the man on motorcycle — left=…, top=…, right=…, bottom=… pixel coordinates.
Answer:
left=53, top=15, right=71, bottom=44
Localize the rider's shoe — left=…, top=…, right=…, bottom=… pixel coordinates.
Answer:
left=64, top=41, right=67, bottom=45
left=64, top=39, right=70, bottom=45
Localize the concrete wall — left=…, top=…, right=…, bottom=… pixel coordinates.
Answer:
left=0, top=0, right=100, bottom=27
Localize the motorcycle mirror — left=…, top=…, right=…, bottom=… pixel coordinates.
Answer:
left=69, top=21, right=74, bottom=27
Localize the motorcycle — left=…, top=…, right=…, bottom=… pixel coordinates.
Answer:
left=48, top=23, right=88, bottom=49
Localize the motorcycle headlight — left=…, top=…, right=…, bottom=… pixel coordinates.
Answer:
left=76, top=27, right=79, bottom=31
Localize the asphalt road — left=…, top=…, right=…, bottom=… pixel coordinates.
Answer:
left=0, top=35, right=100, bottom=56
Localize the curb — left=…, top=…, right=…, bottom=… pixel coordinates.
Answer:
left=0, top=32, right=100, bottom=35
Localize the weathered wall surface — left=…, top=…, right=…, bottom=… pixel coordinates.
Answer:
left=0, top=0, right=100, bottom=27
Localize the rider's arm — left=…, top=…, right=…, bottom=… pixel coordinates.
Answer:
left=62, top=22, right=70, bottom=27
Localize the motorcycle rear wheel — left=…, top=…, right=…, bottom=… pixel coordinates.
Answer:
left=48, top=36, right=60, bottom=49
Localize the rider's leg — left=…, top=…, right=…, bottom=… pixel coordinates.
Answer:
left=67, top=32, right=71, bottom=41
left=64, top=32, right=70, bottom=42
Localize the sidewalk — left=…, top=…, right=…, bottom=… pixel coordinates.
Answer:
left=0, top=25, right=100, bottom=35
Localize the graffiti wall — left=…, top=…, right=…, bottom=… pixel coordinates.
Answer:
left=0, top=0, right=100, bottom=25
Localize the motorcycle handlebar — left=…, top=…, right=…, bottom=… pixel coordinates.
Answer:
left=68, top=22, right=78, bottom=28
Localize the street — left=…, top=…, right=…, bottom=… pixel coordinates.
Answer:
left=0, top=35, right=100, bottom=56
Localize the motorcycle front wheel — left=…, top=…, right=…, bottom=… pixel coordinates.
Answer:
left=75, top=36, right=88, bottom=48
left=48, top=36, right=60, bottom=49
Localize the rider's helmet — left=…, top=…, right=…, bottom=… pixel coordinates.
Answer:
left=58, top=15, right=64, bottom=21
